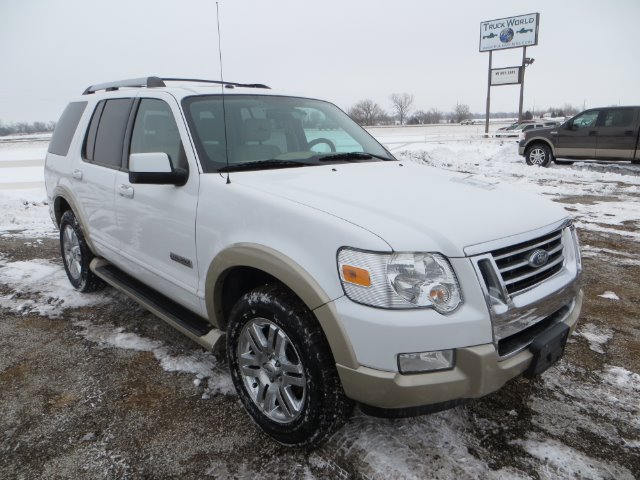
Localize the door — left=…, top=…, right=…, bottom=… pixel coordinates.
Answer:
left=72, top=98, right=133, bottom=255
left=595, top=108, right=638, bottom=160
left=555, top=109, right=600, bottom=158
left=113, top=97, right=202, bottom=313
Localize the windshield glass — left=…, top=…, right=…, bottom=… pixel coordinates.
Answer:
left=182, top=95, right=394, bottom=172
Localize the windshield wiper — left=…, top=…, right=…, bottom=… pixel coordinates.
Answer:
left=317, top=152, right=394, bottom=162
left=218, top=159, right=312, bottom=172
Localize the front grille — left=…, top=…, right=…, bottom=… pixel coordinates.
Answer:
left=491, top=229, right=564, bottom=295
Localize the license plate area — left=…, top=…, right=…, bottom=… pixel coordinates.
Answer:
left=523, top=322, right=570, bottom=378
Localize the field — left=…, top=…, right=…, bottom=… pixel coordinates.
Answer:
left=1, top=129, right=639, bottom=479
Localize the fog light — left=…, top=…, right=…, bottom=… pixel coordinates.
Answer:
left=398, top=350, right=455, bottom=374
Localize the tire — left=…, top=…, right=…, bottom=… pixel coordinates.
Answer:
left=226, top=284, right=353, bottom=447
left=59, top=210, right=106, bottom=292
left=554, top=159, right=574, bottom=165
left=525, top=143, right=553, bottom=167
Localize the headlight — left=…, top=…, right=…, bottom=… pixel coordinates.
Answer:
left=337, top=248, right=462, bottom=313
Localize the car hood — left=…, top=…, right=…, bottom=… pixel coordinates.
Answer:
left=231, top=161, right=568, bottom=257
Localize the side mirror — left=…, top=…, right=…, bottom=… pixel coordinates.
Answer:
left=128, top=152, right=188, bottom=186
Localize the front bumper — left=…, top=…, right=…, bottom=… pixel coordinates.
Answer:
left=336, top=290, right=582, bottom=410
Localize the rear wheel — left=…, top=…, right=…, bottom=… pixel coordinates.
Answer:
left=226, top=284, right=353, bottom=447
left=525, top=143, right=553, bottom=167
left=60, top=210, right=106, bottom=292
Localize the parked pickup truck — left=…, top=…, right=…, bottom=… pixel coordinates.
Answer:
left=519, top=106, right=640, bottom=166
left=46, top=77, right=583, bottom=447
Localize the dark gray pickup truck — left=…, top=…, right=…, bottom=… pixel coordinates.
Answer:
left=519, top=106, right=640, bottom=167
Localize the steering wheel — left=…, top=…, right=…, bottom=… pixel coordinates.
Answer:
left=307, top=138, right=336, bottom=152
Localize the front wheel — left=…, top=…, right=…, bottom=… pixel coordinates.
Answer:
left=226, top=284, right=352, bottom=447
left=525, top=143, right=553, bottom=167
left=59, top=210, right=105, bottom=292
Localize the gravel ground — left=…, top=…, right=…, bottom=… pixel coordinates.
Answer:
left=1, top=233, right=638, bottom=479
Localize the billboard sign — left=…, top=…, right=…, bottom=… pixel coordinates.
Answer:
left=491, top=66, right=522, bottom=86
left=480, top=13, right=539, bottom=52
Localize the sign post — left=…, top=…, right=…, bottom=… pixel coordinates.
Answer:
left=480, top=13, right=539, bottom=134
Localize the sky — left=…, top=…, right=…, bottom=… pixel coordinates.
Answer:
left=1, top=0, right=638, bottom=122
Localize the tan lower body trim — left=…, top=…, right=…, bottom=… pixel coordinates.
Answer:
left=337, top=290, right=582, bottom=409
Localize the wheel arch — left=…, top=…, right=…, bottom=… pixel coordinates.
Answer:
left=205, top=243, right=359, bottom=369
left=51, top=187, right=98, bottom=254
left=524, top=137, right=556, bottom=156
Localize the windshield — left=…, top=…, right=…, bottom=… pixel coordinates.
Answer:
left=182, top=95, right=394, bottom=172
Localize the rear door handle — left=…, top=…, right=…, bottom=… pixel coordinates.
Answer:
left=588, top=131, right=598, bottom=136
left=118, top=184, right=134, bottom=199
left=72, top=169, right=83, bottom=180
left=624, top=130, right=634, bottom=135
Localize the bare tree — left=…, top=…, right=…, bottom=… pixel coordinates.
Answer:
left=390, top=93, right=414, bottom=125
left=453, top=103, right=471, bottom=123
left=425, top=108, right=443, bottom=124
left=348, top=99, right=386, bottom=126
left=409, top=107, right=443, bottom=125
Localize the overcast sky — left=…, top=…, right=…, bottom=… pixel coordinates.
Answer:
left=1, top=0, right=638, bottom=122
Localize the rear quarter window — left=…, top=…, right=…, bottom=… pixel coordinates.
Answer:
left=89, top=98, right=134, bottom=169
left=48, top=102, right=88, bottom=156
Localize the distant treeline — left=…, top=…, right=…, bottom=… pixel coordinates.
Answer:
left=0, top=121, right=56, bottom=137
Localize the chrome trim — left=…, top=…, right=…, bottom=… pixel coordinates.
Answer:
left=502, top=254, right=564, bottom=287
left=464, top=218, right=571, bottom=256
left=469, top=224, right=582, bottom=359
left=492, top=232, right=562, bottom=261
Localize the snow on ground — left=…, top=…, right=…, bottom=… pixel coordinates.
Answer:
left=575, top=323, right=613, bottom=354
left=73, top=320, right=234, bottom=397
left=0, top=256, right=109, bottom=317
left=0, top=188, right=56, bottom=238
left=513, top=437, right=635, bottom=480
left=598, top=290, right=620, bottom=300
left=0, top=141, right=47, bottom=162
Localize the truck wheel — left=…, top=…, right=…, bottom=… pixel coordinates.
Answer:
left=226, top=284, right=353, bottom=447
left=59, top=210, right=106, bottom=292
left=525, top=144, right=553, bottom=167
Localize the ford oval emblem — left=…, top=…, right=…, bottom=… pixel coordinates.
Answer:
left=528, top=249, right=549, bottom=268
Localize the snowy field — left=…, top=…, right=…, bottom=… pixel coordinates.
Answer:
left=1, top=133, right=639, bottom=479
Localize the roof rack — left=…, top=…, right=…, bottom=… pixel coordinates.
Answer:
left=82, top=77, right=271, bottom=95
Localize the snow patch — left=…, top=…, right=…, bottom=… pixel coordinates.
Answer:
left=532, top=362, right=640, bottom=447
left=575, top=323, right=613, bottom=354
left=514, top=437, right=635, bottom=480
left=73, top=320, right=235, bottom=396
left=0, top=187, right=57, bottom=238
left=0, top=258, right=109, bottom=316
left=598, top=291, right=620, bottom=300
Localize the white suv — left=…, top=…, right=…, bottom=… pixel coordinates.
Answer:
left=45, top=77, right=583, bottom=447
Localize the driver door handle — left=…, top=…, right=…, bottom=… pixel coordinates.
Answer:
left=118, top=184, right=134, bottom=199
left=588, top=131, right=598, bottom=136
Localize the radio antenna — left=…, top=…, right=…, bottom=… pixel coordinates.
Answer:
left=216, top=2, right=231, bottom=184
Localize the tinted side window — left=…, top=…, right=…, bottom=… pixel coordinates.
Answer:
left=84, top=101, right=105, bottom=161
left=48, top=102, right=87, bottom=156
left=572, top=111, right=599, bottom=129
left=93, top=98, right=134, bottom=168
left=130, top=99, right=186, bottom=169
left=602, top=109, right=634, bottom=128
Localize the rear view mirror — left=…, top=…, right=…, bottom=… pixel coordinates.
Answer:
left=129, top=152, right=188, bottom=186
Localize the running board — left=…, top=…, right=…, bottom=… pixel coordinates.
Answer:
left=90, top=258, right=224, bottom=352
